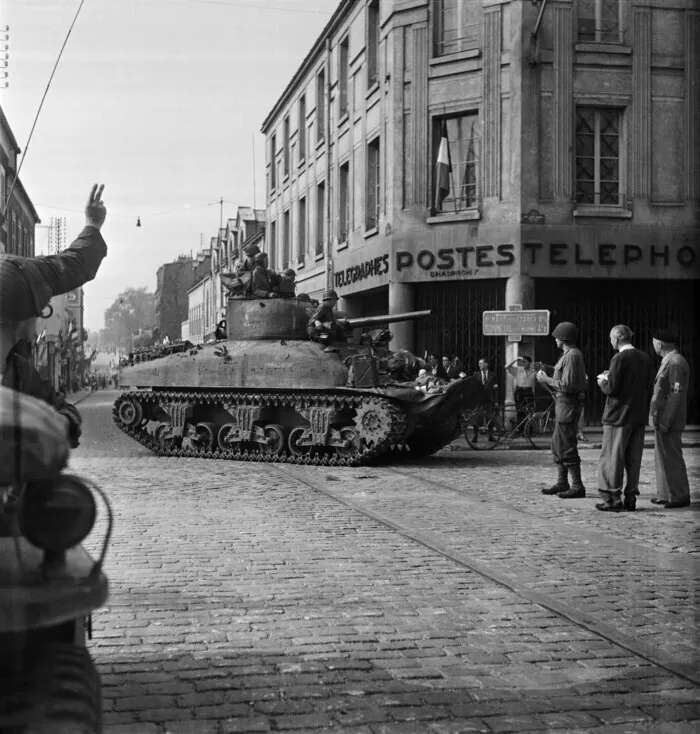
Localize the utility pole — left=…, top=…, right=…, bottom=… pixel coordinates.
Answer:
left=220, top=197, right=224, bottom=230
left=252, top=134, right=257, bottom=210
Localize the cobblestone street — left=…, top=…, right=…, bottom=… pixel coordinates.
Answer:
left=73, top=392, right=700, bottom=734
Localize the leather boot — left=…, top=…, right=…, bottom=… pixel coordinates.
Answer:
left=542, top=463, right=569, bottom=495
left=558, top=465, right=586, bottom=498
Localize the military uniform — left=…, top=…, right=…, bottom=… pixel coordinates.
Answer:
left=650, top=347, right=691, bottom=505
left=549, top=346, right=588, bottom=466
left=0, top=224, right=107, bottom=448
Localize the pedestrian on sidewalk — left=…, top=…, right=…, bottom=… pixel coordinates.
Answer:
left=594, top=325, right=652, bottom=512
left=0, top=184, right=108, bottom=448
left=506, top=354, right=537, bottom=429
left=537, top=322, right=588, bottom=498
left=649, top=328, right=691, bottom=509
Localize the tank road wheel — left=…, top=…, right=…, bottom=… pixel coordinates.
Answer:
left=261, top=424, right=285, bottom=456
left=189, top=422, right=215, bottom=451
left=288, top=427, right=313, bottom=456
left=117, top=397, right=143, bottom=427
left=336, top=428, right=362, bottom=458
left=217, top=423, right=240, bottom=451
left=353, top=401, right=393, bottom=448
left=155, top=423, right=179, bottom=452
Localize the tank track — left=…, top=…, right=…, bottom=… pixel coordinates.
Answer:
left=113, top=389, right=408, bottom=466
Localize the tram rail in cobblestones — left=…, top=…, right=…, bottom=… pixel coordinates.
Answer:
left=271, top=463, right=700, bottom=691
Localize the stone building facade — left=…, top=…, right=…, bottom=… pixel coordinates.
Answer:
left=0, top=104, right=39, bottom=258
left=261, top=0, right=699, bottom=422
left=155, top=255, right=200, bottom=342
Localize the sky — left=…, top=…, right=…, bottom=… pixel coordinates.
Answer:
left=1, top=0, right=335, bottom=331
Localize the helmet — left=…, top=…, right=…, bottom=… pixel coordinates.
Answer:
left=322, top=289, right=339, bottom=301
left=552, top=321, right=578, bottom=342
left=242, top=242, right=261, bottom=257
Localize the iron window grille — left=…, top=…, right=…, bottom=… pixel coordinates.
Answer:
left=575, top=107, right=623, bottom=206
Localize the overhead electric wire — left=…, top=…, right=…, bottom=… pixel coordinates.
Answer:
left=36, top=199, right=231, bottom=219
left=2, top=0, right=88, bottom=216
left=180, top=0, right=331, bottom=14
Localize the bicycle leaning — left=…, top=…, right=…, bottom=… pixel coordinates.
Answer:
left=461, top=387, right=556, bottom=451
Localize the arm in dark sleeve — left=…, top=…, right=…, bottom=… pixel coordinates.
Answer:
left=32, top=226, right=107, bottom=297
left=599, top=352, right=623, bottom=396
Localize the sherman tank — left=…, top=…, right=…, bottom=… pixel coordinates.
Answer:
left=113, top=297, right=488, bottom=465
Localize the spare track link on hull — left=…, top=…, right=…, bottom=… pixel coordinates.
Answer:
left=113, top=390, right=407, bottom=466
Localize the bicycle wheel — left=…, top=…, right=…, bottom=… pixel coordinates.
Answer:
left=525, top=409, right=555, bottom=450
left=463, top=409, right=503, bottom=450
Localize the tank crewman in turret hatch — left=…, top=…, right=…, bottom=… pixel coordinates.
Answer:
left=248, top=252, right=280, bottom=298
left=221, top=242, right=261, bottom=298
left=0, top=184, right=108, bottom=448
left=307, top=289, right=351, bottom=351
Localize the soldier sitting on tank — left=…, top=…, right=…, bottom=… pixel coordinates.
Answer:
left=307, top=290, right=350, bottom=351
left=277, top=268, right=296, bottom=298
left=220, top=242, right=260, bottom=298
left=214, top=319, right=227, bottom=340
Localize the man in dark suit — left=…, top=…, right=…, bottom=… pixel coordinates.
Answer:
left=470, top=357, right=499, bottom=442
left=595, top=324, right=652, bottom=512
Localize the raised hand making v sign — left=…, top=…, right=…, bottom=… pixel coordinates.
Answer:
left=85, top=183, right=107, bottom=231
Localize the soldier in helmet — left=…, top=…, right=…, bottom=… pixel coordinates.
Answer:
left=0, top=184, right=108, bottom=448
left=307, top=289, right=350, bottom=351
left=536, top=321, right=589, bottom=499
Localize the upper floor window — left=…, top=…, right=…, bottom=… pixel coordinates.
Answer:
left=269, top=220, right=277, bottom=270
left=433, top=0, right=480, bottom=57
left=316, top=69, right=325, bottom=143
left=339, top=161, right=350, bottom=244
left=432, top=113, right=480, bottom=215
left=282, top=210, right=290, bottom=268
left=577, top=0, right=622, bottom=44
left=297, top=196, right=306, bottom=263
left=270, top=134, right=277, bottom=191
left=283, top=116, right=290, bottom=178
left=338, top=37, right=350, bottom=119
left=366, top=137, right=380, bottom=231
left=298, top=94, right=306, bottom=161
left=316, top=181, right=325, bottom=256
left=366, top=0, right=379, bottom=88
left=575, top=107, right=623, bottom=206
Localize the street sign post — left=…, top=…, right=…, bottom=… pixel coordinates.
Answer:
left=482, top=309, right=550, bottom=336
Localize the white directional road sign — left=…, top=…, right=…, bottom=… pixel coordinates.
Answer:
left=482, top=309, right=550, bottom=336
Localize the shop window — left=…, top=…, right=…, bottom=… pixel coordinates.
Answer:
left=298, top=94, right=306, bottom=162
left=339, top=161, right=350, bottom=244
left=297, top=197, right=306, bottom=263
left=315, top=181, right=325, bottom=256
left=339, top=37, right=349, bottom=119
left=577, top=0, right=623, bottom=43
left=367, top=0, right=379, bottom=88
left=431, top=113, right=480, bottom=215
left=365, top=138, right=380, bottom=231
left=316, top=69, right=325, bottom=143
left=575, top=107, right=623, bottom=207
left=433, top=0, right=480, bottom=58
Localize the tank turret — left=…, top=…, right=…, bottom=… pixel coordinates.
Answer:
left=113, top=297, right=488, bottom=465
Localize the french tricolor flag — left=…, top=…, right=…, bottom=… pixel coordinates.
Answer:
left=434, top=121, right=452, bottom=213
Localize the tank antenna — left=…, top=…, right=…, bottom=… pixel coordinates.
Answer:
left=2, top=0, right=89, bottom=217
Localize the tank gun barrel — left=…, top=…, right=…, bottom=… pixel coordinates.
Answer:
left=345, top=310, right=431, bottom=330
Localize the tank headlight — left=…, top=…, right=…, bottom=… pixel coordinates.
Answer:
left=19, top=474, right=97, bottom=552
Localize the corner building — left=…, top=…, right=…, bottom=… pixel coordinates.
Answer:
left=261, top=0, right=700, bottom=423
